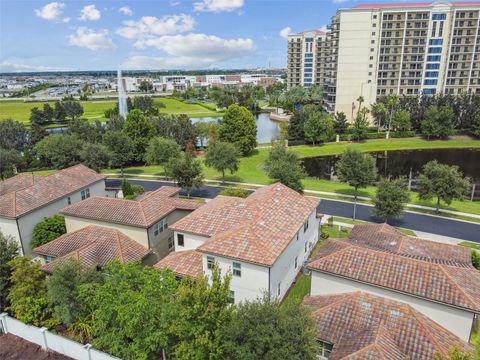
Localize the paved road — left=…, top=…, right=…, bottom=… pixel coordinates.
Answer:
left=106, top=179, right=480, bottom=243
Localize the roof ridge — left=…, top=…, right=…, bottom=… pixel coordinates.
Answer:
left=310, top=292, right=360, bottom=316
left=115, top=231, right=125, bottom=263
left=34, top=224, right=97, bottom=253
left=438, top=265, right=478, bottom=310
left=308, top=240, right=354, bottom=266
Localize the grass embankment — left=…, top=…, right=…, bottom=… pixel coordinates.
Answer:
left=0, top=98, right=222, bottom=124
left=105, top=138, right=480, bottom=216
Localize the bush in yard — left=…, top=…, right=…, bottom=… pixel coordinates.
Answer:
left=31, top=215, right=66, bottom=249
left=219, top=187, right=250, bottom=198
left=0, top=231, right=19, bottom=310
left=121, top=178, right=144, bottom=200
left=472, top=250, right=480, bottom=270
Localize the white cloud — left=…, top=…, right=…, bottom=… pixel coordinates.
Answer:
left=279, top=26, right=292, bottom=39
left=62, top=17, right=71, bottom=23
left=122, top=33, right=255, bottom=69
left=116, top=14, right=195, bottom=44
left=0, top=62, right=72, bottom=72
left=319, top=24, right=328, bottom=32
left=170, top=1, right=180, bottom=6
left=119, top=6, right=133, bottom=16
left=34, top=2, right=65, bottom=21
left=68, top=27, right=116, bottom=50
left=332, top=0, right=349, bottom=3
left=194, top=0, right=244, bottom=13
left=79, top=4, right=101, bottom=21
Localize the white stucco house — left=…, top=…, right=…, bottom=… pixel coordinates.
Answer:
left=59, top=186, right=202, bottom=264
left=155, top=183, right=322, bottom=304
left=0, top=165, right=107, bottom=256
left=307, top=223, right=480, bottom=343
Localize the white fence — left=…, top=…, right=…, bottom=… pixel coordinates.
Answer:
left=0, top=313, right=119, bottom=360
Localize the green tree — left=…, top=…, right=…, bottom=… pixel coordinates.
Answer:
left=138, top=80, right=153, bottom=93
left=221, top=297, right=318, bottom=360
left=218, top=104, right=257, bottom=155
left=80, top=142, right=112, bottom=172
left=144, top=137, right=181, bottom=171
left=54, top=101, right=67, bottom=122
left=371, top=102, right=387, bottom=132
left=120, top=178, right=144, bottom=200
left=62, top=100, right=84, bottom=120
left=336, top=148, right=377, bottom=219
left=194, top=121, right=211, bottom=147
left=303, top=112, right=334, bottom=145
left=0, top=231, right=19, bottom=310
left=386, top=94, right=400, bottom=132
left=352, top=108, right=370, bottom=141
left=432, top=346, right=474, bottom=360
left=0, top=148, right=23, bottom=180
left=0, top=119, right=28, bottom=151
left=133, top=96, right=154, bottom=113
left=30, top=107, right=48, bottom=126
left=102, top=131, right=133, bottom=170
left=34, top=134, right=84, bottom=169
left=29, top=122, right=48, bottom=147
left=31, top=215, right=66, bottom=249
left=90, top=262, right=178, bottom=359
left=123, top=109, right=156, bottom=161
left=470, top=110, right=480, bottom=137
left=334, top=111, right=348, bottom=134
left=471, top=250, right=480, bottom=270
left=165, top=152, right=203, bottom=197
left=69, top=118, right=104, bottom=143
left=417, top=160, right=470, bottom=213
left=265, top=141, right=306, bottom=193
left=204, top=141, right=240, bottom=181
left=171, top=266, right=233, bottom=359
left=391, top=109, right=411, bottom=132
left=421, top=106, right=454, bottom=139
left=373, top=177, right=410, bottom=222
left=219, top=187, right=250, bottom=198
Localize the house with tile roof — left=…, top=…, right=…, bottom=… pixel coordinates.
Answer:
left=60, top=186, right=202, bottom=263
left=0, top=165, right=107, bottom=256
left=33, top=225, right=152, bottom=273
left=302, top=291, right=474, bottom=360
left=308, top=223, right=480, bottom=342
left=155, top=183, right=322, bottom=303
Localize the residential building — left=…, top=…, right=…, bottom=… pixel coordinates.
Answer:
left=287, top=29, right=327, bottom=89
left=155, top=183, right=321, bottom=304
left=0, top=165, right=107, bottom=256
left=308, top=223, right=480, bottom=341
left=303, top=291, right=474, bottom=359
left=60, top=186, right=202, bottom=263
left=323, top=1, right=480, bottom=119
left=33, top=225, right=152, bottom=273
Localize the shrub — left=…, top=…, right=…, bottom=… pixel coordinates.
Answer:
left=31, top=215, right=66, bottom=249
left=219, top=187, right=250, bottom=198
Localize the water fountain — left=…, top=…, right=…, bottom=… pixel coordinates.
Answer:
left=117, top=69, right=128, bottom=118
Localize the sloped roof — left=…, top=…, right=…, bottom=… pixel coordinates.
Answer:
left=308, top=238, right=480, bottom=312
left=0, top=165, right=106, bottom=219
left=154, top=250, right=203, bottom=278
left=303, top=292, right=474, bottom=359
left=60, top=186, right=202, bottom=228
left=34, top=225, right=151, bottom=273
left=171, top=183, right=320, bottom=266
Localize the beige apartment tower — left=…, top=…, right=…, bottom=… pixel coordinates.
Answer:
left=321, top=1, right=480, bottom=120
left=287, top=30, right=327, bottom=89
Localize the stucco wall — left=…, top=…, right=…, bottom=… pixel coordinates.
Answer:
left=174, top=231, right=209, bottom=251
left=311, top=270, right=475, bottom=341
left=16, top=180, right=106, bottom=256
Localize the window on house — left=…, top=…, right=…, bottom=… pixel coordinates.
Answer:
left=229, top=290, right=235, bottom=304
left=318, top=341, right=333, bottom=359
left=295, top=256, right=298, bottom=269
left=153, top=218, right=168, bottom=236
left=277, top=282, right=281, bottom=297
left=233, top=262, right=241, bottom=277
left=303, top=219, right=309, bottom=233
left=81, top=188, right=90, bottom=200
left=207, top=256, right=215, bottom=270
left=177, top=234, right=184, bottom=247
left=67, top=197, right=71, bottom=205
left=304, top=241, right=307, bottom=253
left=168, top=236, right=174, bottom=250
left=45, top=255, right=53, bottom=264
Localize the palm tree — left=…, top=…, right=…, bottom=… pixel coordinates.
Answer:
left=371, top=102, right=387, bottom=132
left=386, top=95, right=400, bottom=133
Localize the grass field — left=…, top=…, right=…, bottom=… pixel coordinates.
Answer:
left=0, top=97, right=222, bottom=124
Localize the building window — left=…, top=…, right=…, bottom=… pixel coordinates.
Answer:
left=81, top=188, right=90, bottom=200
left=277, top=282, right=281, bottom=296
left=303, top=219, right=309, bottom=233
left=229, top=290, right=235, bottom=304
left=177, top=234, right=184, bottom=247
left=304, top=241, right=307, bottom=253
left=153, top=218, right=168, bottom=236
left=318, top=341, right=333, bottom=359
left=67, top=197, right=71, bottom=205
left=207, top=256, right=215, bottom=270
left=45, top=255, right=53, bottom=264
left=295, top=256, right=298, bottom=269
left=168, top=236, right=174, bottom=250
left=233, top=262, right=241, bottom=277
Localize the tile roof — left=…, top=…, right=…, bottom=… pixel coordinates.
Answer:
left=171, top=183, right=320, bottom=266
left=0, top=165, right=106, bottom=219
left=154, top=250, right=203, bottom=278
left=303, top=292, right=474, bottom=360
left=308, top=238, right=480, bottom=312
left=34, top=225, right=151, bottom=273
left=347, top=223, right=473, bottom=267
left=60, top=186, right=202, bottom=228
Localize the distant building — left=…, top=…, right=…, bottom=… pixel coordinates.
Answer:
left=287, top=29, right=327, bottom=89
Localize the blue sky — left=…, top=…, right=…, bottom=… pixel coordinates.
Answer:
left=1, top=0, right=415, bottom=72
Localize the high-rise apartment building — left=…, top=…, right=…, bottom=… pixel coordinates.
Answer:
left=287, top=30, right=327, bottom=89
left=319, top=2, right=480, bottom=119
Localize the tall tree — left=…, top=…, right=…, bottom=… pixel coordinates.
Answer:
left=165, top=152, right=203, bottom=197
left=80, top=142, right=112, bottom=172
left=61, top=100, right=84, bottom=120
left=417, top=161, right=470, bottom=213
left=123, top=109, right=156, bottom=161
left=303, top=112, right=334, bottom=145
left=336, top=148, right=377, bottom=219
left=470, top=110, right=480, bottom=137
left=102, top=131, right=134, bottom=171
left=133, top=96, right=154, bottom=113
left=31, top=215, right=66, bottom=249
left=351, top=108, right=370, bottom=141
left=265, top=141, right=306, bottom=193
left=334, top=111, right=349, bottom=135
left=373, top=177, right=410, bottom=222
left=144, top=137, right=181, bottom=170
left=0, top=148, right=22, bottom=180
left=204, top=141, right=240, bottom=181
left=218, top=104, right=257, bottom=155
left=386, top=94, right=400, bottom=132
left=0, top=119, right=28, bottom=151
left=371, top=102, right=387, bottom=132
left=391, top=109, right=411, bottom=132
left=0, top=231, right=19, bottom=310
left=421, top=106, right=454, bottom=139
left=34, top=134, right=84, bottom=169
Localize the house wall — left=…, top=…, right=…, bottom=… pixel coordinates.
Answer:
left=64, top=216, right=149, bottom=248
left=270, top=210, right=320, bottom=300
left=0, top=217, right=21, bottom=253
left=174, top=231, right=209, bottom=251
left=15, top=180, right=106, bottom=256
left=310, top=270, right=475, bottom=341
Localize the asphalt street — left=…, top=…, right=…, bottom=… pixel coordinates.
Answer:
left=106, top=178, right=480, bottom=243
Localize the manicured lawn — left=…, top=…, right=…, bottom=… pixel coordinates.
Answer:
left=459, top=241, right=480, bottom=250
left=281, top=274, right=311, bottom=308
left=154, top=98, right=223, bottom=118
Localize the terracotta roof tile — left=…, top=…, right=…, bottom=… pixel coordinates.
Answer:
left=308, top=238, right=480, bottom=312
left=0, top=165, right=106, bottom=218
left=154, top=250, right=203, bottom=278
left=60, top=186, right=202, bottom=228
left=35, top=225, right=151, bottom=273
left=171, top=183, right=320, bottom=266
left=303, top=292, right=474, bottom=360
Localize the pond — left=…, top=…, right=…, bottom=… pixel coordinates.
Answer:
left=301, top=148, right=480, bottom=181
